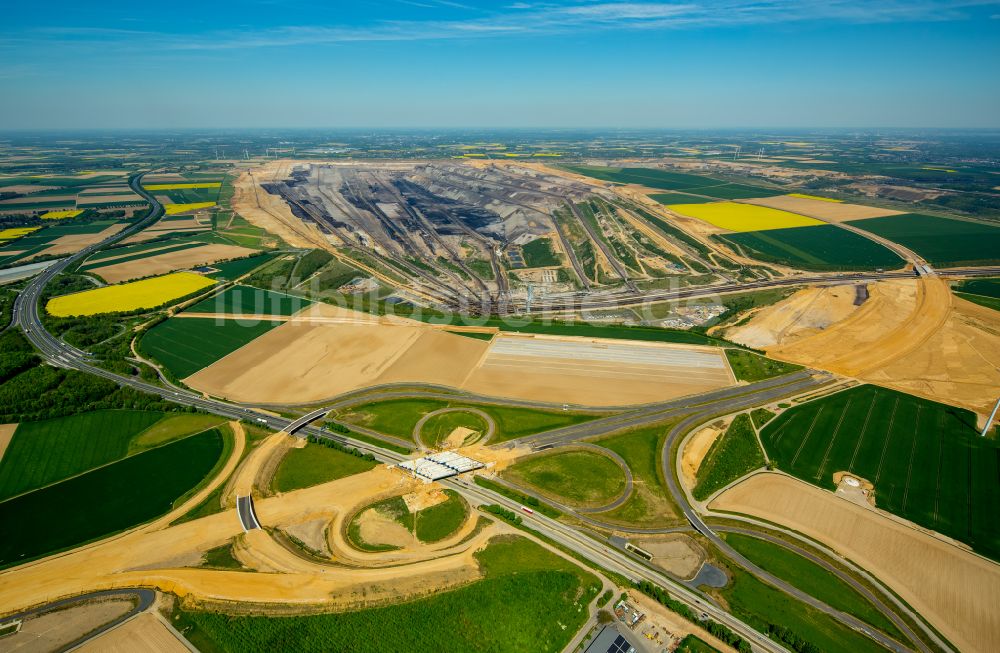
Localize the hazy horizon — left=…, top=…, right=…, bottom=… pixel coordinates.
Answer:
left=3, top=1, right=999, bottom=130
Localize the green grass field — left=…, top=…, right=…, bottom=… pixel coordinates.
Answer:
left=419, top=410, right=489, bottom=447
left=692, top=414, right=765, bottom=501
left=953, top=277, right=1000, bottom=311
left=128, top=413, right=226, bottom=453
left=717, top=224, right=903, bottom=271
left=723, top=532, right=904, bottom=641
left=725, top=349, right=802, bottom=382
left=720, top=566, right=887, bottom=653
left=0, top=410, right=163, bottom=500
left=504, top=449, right=626, bottom=508
left=594, top=423, right=680, bottom=526
left=521, top=237, right=561, bottom=267
left=173, top=535, right=598, bottom=653
left=141, top=317, right=278, bottom=378
left=648, top=192, right=715, bottom=205
left=847, top=213, right=1000, bottom=267
left=207, top=253, right=281, bottom=280
left=414, top=490, right=469, bottom=542
left=337, top=398, right=596, bottom=443
left=185, top=285, right=311, bottom=316
left=760, top=385, right=999, bottom=559
left=0, top=428, right=225, bottom=567
left=272, top=442, right=377, bottom=493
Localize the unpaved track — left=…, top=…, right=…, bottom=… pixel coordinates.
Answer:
left=711, top=473, right=1000, bottom=653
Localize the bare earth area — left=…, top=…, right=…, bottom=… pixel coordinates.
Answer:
left=33, top=223, right=127, bottom=258
left=77, top=612, right=190, bottom=653
left=0, top=423, right=17, bottom=461
left=185, top=304, right=735, bottom=406
left=89, top=244, right=256, bottom=283
left=727, top=277, right=998, bottom=415
left=724, top=284, right=865, bottom=350
left=680, top=422, right=726, bottom=488
left=740, top=195, right=904, bottom=222
left=711, top=473, right=1000, bottom=653
left=629, top=534, right=705, bottom=579
left=232, top=161, right=328, bottom=249
left=1, top=599, right=134, bottom=653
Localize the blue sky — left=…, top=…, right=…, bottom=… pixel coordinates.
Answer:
left=2, top=1, right=999, bottom=129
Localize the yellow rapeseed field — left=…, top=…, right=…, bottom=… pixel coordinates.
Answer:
left=46, top=272, right=215, bottom=317
left=787, top=193, right=843, bottom=203
left=667, top=202, right=823, bottom=232
left=0, top=227, right=40, bottom=242
left=164, top=202, right=216, bottom=215
left=145, top=183, right=222, bottom=190
left=39, top=209, right=84, bottom=219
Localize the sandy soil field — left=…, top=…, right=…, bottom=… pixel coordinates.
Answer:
left=232, top=161, right=327, bottom=249
left=34, top=223, right=127, bottom=258
left=0, top=425, right=499, bottom=617
left=0, top=599, right=135, bottom=653
left=680, top=422, right=725, bottom=488
left=740, top=195, right=904, bottom=222
left=0, top=423, right=17, bottom=461
left=185, top=304, right=735, bottom=406
left=77, top=612, right=190, bottom=653
left=734, top=277, right=998, bottom=414
left=863, top=295, right=1000, bottom=415
left=724, top=284, right=864, bottom=349
left=77, top=194, right=144, bottom=205
left=90, top=243, right=256, bottom=283
left=630, top=534, right=705, bottom=578
left=463, top=334, right=734, bottom=406
left=711, top=473, right=1000, bottom=653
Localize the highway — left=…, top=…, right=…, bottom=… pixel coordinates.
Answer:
left=8, top=172, right=958, bottom=653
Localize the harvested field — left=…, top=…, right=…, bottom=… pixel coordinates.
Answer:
left=463, top=334, right=734, bottom=406
left=88, top=243, right=256, bottom=283
left=183, top=304, right=734, bottom=406
left=711, top=473, right=1000, bottom=653
left=46, top=272, right=216, bottom=316
left=185, top=306, right=484, bottom=404
left=77, top=612, right=190, bottom=653
left=0, top=599, right=135, bottom=653
left=34, top=223, right=127, bottom=257
left=630, top=534, right=704, bottom=578
left=741, top=195, right=904, bottom=222
left=680, top=423, right=723, bottom=488
left=0, top=423, right=16, bottom=462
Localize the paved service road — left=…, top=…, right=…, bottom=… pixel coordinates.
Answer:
left=236, top=495, right=262, bottom=531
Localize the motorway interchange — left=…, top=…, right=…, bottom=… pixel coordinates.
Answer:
left=8, top=173, right=971, bottom=653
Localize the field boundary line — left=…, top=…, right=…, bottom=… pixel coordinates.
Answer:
left=902, top=405, right=921, bottom=512
left=848, top=390, right=878, bottom=470
left=874, top=397, right=900, bottom=484
left=816, top=397, right=852, bottom=482
left=790, top=405, right=824, bottom=467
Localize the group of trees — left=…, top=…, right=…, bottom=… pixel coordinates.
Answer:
left=0, top=332, right=188, bottom=423
left=482, top=504, right=523, bottom=526
left=635, top=580, right=752, bottom=653
left=307, top=434, right=376, bottom=462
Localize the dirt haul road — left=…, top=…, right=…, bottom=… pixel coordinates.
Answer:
left=711, top=473, right=1000, bottom=653
left=727, top=276, right=999, bottom=415
left=0, top=429, right=495, bottom=616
